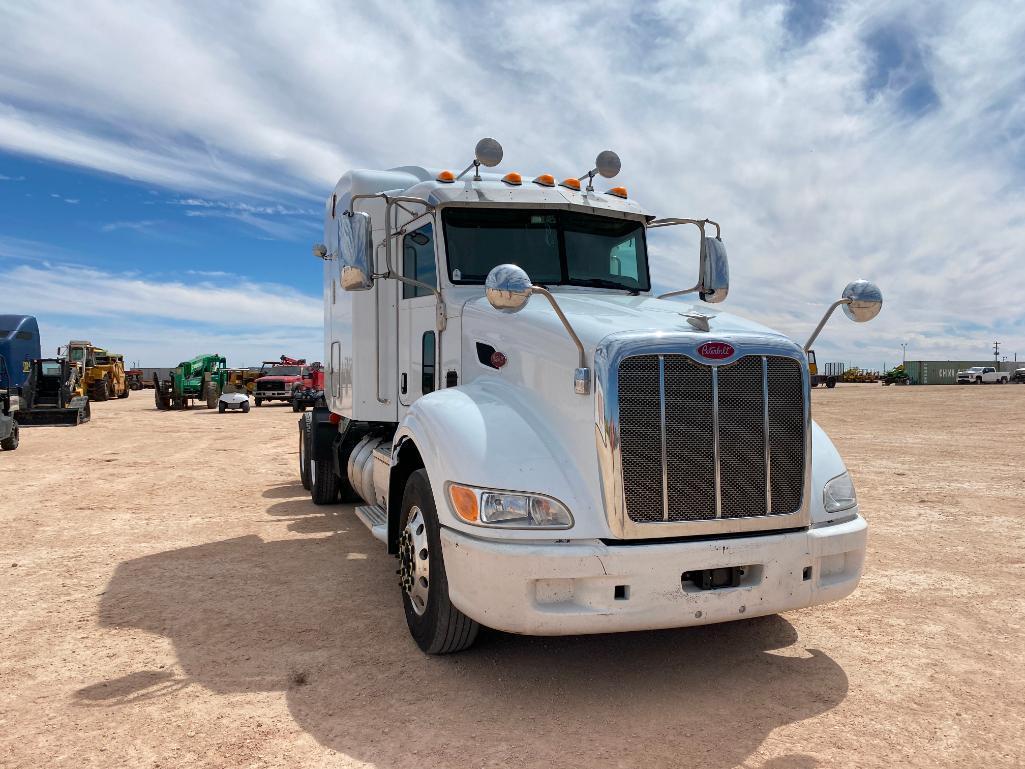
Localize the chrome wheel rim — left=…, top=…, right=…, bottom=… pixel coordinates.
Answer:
left=399, top=506, right=430, bottom=616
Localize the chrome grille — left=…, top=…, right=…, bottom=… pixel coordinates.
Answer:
left=767, top=357, right=805, bottom=514
left=618, top=356, right=664, bottom=523
left=617, top=354, right=805, bottom=524
left=664, top=356, right=715, bottom=521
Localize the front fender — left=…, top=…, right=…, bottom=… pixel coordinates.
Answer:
left=394, top=380, right=609, bottom=541
left=811, top=420, right=861, bottom=526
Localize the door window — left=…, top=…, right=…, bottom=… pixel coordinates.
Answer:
left=402, top=223, right=436, bottom=299
left=422, top=332, right=436, bottom=394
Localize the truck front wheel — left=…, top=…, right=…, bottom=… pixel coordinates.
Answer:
left=399, top=469, right=479, bottom=654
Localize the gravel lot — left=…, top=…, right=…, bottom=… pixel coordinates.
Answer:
left=1, top=384, right=1023, bottom=768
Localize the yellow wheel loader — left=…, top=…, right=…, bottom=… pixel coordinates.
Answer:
left=63, top=341, right=129, bottom=401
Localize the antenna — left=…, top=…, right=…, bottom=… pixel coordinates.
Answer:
left=456, top=138, right=504, bottom=181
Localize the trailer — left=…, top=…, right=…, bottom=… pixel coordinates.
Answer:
left=302, top=139, right=883, bottom=653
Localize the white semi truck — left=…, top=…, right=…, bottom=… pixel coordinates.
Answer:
left=302, top=139, right=883, bottom=654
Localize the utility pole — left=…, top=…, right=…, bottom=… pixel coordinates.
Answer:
left=993, top=341, right=1001, bottom=369
left=900, top=342, right=908, bottom=366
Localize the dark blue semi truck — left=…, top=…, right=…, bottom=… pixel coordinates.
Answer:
left=0, top=315, right=41, bottom=390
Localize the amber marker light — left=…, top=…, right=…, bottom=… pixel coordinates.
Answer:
left=449, top=484, right=479, bottom=522
left=606, top=186, right=628, bottom=198
left=559, top=177, right=582, bottom=191
left=501, top=172, right=523, bottom=185
left=532, top=174, right=555, bottom=187
left=436, top=170, right=456, bottom=183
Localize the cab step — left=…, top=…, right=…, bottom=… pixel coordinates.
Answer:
left=354, top=504, right=388, bottom=543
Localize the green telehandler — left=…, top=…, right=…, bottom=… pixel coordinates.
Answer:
left=154, top=354, right=228, bottom=410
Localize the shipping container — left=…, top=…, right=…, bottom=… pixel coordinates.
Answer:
left=905, top=360, right=1017, bottom=385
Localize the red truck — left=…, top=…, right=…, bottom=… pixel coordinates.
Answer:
left=253, top=356, right=317, bottom=407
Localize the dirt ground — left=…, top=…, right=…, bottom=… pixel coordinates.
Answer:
left=1, top=384, right=1023, bottom=769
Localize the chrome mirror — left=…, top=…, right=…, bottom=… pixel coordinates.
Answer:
left=485, top=264, right=532, bottom=313
left=339, top=212, right=374, bottom=291
left=595, top=150, right=621, bottom=179
left=698, top=236, right=729, bottom=303
left=804, top=279, right=884, bottom=351
left=475, top=138, right=504, bottom=168
left=841, top=280, right=883, bottom=322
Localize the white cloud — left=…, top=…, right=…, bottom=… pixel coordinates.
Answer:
left=100, top=219, right=161, bottom=233
left=2, top=0, right=1024, bottom=365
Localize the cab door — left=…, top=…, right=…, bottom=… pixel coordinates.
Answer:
left=398, top=217, right=439, bottom=409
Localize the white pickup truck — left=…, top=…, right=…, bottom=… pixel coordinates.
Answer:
left=956, top=366, right=1008, bottom=384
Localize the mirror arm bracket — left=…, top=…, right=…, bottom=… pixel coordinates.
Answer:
left=657, top=282, right=701, bottom=300
left=531, top=287, right=590, bottom=394
left=804, top=299, right=852, bottom=352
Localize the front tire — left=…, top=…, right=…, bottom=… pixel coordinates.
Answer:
left=398, top=469, right=479, bottom=654
left=255, top=398, right=263, bottom=407
left=241, top=401, right=250, bottom=413
left=1, top=421, right=19, bottom=451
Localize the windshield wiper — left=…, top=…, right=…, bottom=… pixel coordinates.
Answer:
left=568, top=278, right=640, bottom=294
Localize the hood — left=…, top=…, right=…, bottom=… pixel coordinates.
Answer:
left=461, top=290, right=794, bottom=353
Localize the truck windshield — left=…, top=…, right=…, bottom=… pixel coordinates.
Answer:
left=442, top=208, right=650, bottom=292
left=263, top=366, right=301, bottom=377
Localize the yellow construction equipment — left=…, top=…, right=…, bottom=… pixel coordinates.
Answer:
left=63, top=340, right=129, bottom=401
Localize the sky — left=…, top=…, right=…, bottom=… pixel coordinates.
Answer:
left=1, top=0, right=1023, bottom=369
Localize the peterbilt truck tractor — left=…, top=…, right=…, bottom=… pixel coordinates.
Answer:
left=302, top=139, right=883, bottom=654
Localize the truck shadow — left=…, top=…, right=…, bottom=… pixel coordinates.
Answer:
left=92, top=514, right=849, bottom=769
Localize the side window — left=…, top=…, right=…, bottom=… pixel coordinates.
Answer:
left=402, top=223, right=436, bottom=299
left=422, top=331, right=436, bottom=394
left=15, top=331, right=33, bottom=341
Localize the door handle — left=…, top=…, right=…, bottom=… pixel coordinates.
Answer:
left=400, top=373, right=407, bottom=394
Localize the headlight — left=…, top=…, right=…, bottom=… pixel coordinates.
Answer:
left=823, top=471, right=857, bottom=513
left=448, top=484, right=573, bottom=529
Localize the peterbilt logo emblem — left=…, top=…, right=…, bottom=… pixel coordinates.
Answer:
left=696, top=341, right=735, bottom=360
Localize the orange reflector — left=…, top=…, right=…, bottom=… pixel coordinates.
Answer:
left=559, top=177, right=581, bottom=191
left=533, top=174, right=555, bottom=187
left=449, top=485, right=479, bottom=522
left=501, top=172, right=523, bottom=186
left=436, top=170, right=455, bottom=183
left=606, top=186, right=628, bottom=198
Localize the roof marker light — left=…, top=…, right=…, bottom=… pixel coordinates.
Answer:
left=606, top=186, right=628, bottom=198
left=559, top=177, right=581, bottom=191
left=533, top=174, right=555, bottom=187
left=501, top=172, right=523, bottom=186
left=436, top=170, right=456, bottom=183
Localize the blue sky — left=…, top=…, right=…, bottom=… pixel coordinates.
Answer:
left=2, top=0, right=1024, bottom=368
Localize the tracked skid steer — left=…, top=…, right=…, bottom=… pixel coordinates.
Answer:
left=16, top=358, right=91, bottom=426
